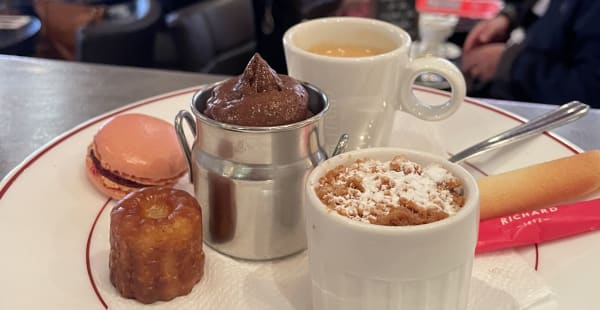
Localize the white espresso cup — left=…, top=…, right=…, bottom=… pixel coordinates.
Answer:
left=283, top=17, right=466, bottom=153
left=305, top=147, right=479, bottom=310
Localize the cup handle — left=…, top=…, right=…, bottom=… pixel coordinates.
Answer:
left=174, top=110, right=197, bottom=183
left=399, top=56, right=466, bottom=121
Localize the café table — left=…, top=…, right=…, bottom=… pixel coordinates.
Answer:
left=1, top=54, right=599, bottom=180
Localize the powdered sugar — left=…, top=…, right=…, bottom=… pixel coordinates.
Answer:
left=315, top=156, right=464, bottom=225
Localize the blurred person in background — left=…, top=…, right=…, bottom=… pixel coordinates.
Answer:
left=252, top=0, right=344, bottom=73
left=252, top=0, right=303, bottom=73
left=462, top=0, right=600, bottom=107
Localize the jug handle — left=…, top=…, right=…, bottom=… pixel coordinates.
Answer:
left=174, top=110, right=197, bottom=183
left=308, top=129, right=349, bottom=167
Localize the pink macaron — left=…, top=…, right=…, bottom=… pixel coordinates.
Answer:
left=85, top=113, right=187, bottom=199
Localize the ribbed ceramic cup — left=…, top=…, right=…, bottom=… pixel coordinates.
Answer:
left=304, top=147, right=479, bottom=310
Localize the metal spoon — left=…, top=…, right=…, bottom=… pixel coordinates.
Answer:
left=448, top=101, right=590, bottom=163
left=331, top=133, right=350, bottom=157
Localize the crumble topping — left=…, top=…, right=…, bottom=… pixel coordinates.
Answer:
left=315, top=155, right=465, bottom=226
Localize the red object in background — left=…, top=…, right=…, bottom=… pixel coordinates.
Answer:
left=338, top=0, right=375, bottom=17
left=476, top=198, right=600, bottom=253
left=416, top=0, right=503, bottom=19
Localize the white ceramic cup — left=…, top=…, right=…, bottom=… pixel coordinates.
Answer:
left=283, top=17, right=466, bottom=153
left=305, top=147, right=479, bottom=310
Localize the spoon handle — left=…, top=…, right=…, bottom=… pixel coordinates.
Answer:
left=448, top=101, right=590, bottom=163
left=331, top=133, right=349, bottom=157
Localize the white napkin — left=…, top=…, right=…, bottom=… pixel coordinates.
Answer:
left=470, top=250, right=556, bottom=310
left=102, top=247, right=555, bottom=310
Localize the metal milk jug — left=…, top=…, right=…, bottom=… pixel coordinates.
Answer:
left=174, top=81, right=331, bottom=260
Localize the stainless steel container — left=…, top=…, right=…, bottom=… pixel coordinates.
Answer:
left=174, top=81, right=329, bottom=260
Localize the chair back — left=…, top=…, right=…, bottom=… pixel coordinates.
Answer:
left=76, top=0, right=162, bottom=67
left=166, top=0, right=256, bottom=75
left=0, top=16, right=41, bottom=56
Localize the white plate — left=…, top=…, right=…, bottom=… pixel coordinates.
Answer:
left=0, top=86, right=597, bottom=309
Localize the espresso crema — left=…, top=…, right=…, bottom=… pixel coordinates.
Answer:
left=307, top=43, right=391, bottom=57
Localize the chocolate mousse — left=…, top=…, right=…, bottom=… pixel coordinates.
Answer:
left=204, top=53, right=311, bottom=126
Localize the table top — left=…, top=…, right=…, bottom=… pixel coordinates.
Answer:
left=1, top=55, right=599, bottom=179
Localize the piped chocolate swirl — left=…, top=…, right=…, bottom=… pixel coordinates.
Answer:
left=204, top=53, right=311, bottom=126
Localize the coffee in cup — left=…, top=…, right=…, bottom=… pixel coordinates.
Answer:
left=307, top=43, right=392, bottom=57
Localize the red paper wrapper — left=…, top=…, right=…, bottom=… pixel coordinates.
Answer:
left=476, top=198, right=600, bottom=253
left=416, top=0, right=502, bottom=19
